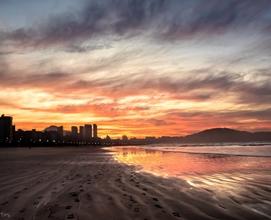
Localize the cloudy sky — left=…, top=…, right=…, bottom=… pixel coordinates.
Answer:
left=0, top=0, right=271, bottom=137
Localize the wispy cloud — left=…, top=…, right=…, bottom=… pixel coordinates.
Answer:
left=1, top=0, right=271, bottom=48
left=0, top=0, right=271, bottom=136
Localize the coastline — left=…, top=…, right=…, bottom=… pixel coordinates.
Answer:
left=0, top=147, right=270, bottom=220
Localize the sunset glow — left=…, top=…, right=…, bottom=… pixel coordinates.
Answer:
left=1, top=0, right=271, bottom=137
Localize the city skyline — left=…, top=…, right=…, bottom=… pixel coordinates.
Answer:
left=2, top=114, right=270, bottom=146
left=0, top=0, right=271, bottom=137
left=0, top=114, right=101, bottom=145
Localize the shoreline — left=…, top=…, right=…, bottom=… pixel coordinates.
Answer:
left=109, top=145, right=271, bottom=158
left=0, top=147, right=270, bottom=220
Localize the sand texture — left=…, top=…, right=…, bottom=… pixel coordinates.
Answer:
left=0, top=147, right=270, bottom=220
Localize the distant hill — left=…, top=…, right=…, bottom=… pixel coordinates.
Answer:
left=182, top=128, right=271, bottom=143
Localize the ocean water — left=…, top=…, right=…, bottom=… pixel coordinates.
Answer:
left=142, top=143, right=271, bottom=156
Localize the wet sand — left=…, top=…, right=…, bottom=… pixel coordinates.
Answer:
left=0, top=147, right=270, bottom=220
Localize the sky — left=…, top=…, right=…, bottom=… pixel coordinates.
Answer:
left=0, top=0, right=271, bottom=138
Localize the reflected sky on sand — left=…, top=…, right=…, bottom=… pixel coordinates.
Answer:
left=109, top=146, right=271, bottom=177
left=108, top=146, right=271, bottom=198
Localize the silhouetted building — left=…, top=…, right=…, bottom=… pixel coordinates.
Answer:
left=46, top=131, right=58, bottom=143
left=1, top=114, right=104, bottom=146
left=71, top=126, right=78, bottom=136
left=44, top=125, right=64, bottom=143
left=12, top=125, right=16, bottom=137
left=93, top=124, right=98, bottom=138
left=84, top=124, right=92, bottom=140
left=30, top=129, right=37, bottom=143
left=122, top=135, right=128, bottom=141
left=44, top=126, right=59, bottom=133
left=57, top=126, right=64, bottom=143
left=0, top=114, right=13, bottom=144
left=79, top=126, right=85, bottom=141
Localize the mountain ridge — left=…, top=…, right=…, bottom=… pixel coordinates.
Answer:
left=182, top=127, right=271, bottom=143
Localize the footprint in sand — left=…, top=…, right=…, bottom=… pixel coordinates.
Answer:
left=70, top=192, right=80, bottom=202
left=154, top=204, right=163, bottom=209
left=1, top=201, right=8, bottom=206
left=14, top=191, right=21, bottom=195
left=129, top=196, right=137, bottom=203
left=69, top=192, right=78, bottom=197
left=33, top=201, right=39, bottom=206
left=172, top=212, right=181, bottom=217
left=48, top=204, right=59, bottom=218
left=65, top=205, right=72, bottom=210
left=20, top=208, right=26, bottom=213
left=115, top=178, right=121, bottom=182
left=67, top=213, right=75, bottom=219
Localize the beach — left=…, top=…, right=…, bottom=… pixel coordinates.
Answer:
left=0, top=146, right=270, bottom=220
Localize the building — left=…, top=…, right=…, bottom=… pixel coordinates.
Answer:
left=0, top=113, right=101, bottom=146
left=93, top=124, right=98, bottom=138
left=44, top=125, right=63, bottom=143
left=84, top=124, right=92, bottom=140
left=57, top=126, right=64, bottom=143
left=122, top=135, right=128, bottom=141
left=0, top=114, right=13, bottom=144
left=44, top=126, right=59, bottom=132
left=79, top=126, right=85, bottom=141
left=71, top=126, right=78, bottom=137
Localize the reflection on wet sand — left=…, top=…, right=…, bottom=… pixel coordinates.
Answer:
left=110, top=147, right=271, bottom=177
left=109, top=147, right=271, bottom=209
